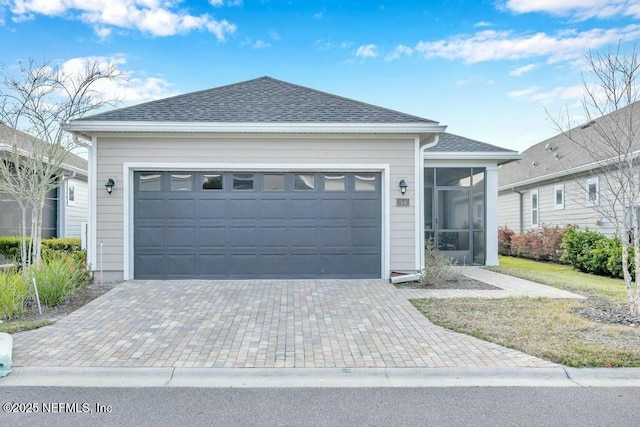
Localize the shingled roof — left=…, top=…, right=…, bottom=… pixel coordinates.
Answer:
left=499, top=101, right=640, bottom=190
left=0, top=123, right=87, bottom=174
left=426, top=132, right=516, bottom=153
left=78, top=76, right=437, bottom=124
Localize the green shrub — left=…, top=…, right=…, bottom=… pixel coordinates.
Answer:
left=29, top=254, right=78, bottom=307
left=0, top=236, right=23, bottom=262
left=561, top=226, right=634, bottom=279
left=0, top=269, right=30, bottom=320
left=0, top=236, right=83, bottom=264
left=420, top=239, right=461, bottom=285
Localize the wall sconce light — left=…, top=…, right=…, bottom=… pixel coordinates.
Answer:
left=105, top=178, right=115, bottom=195
left=399, top=179, right=407, bottom=195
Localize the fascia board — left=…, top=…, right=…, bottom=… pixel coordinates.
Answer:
left=0, top=143, right=87, bottom=177
left=64, top=121, right=447, bottom=134
left=424, top=151, right=524, bottom=163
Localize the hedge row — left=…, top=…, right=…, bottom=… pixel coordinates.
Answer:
left=499, top=225, right=632, bottom=279
left=498, top=225, right=568, bottom=263
left=0, top=236, right=82, bottom=263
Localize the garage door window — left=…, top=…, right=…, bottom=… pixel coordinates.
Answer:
left=139, top=173, right=162, bottom=191
left=355, top=174, right=376, bottom=191
left=324, top=174, right=345, bottom=191
left=233, top=173, right=254, bottom=190
left=171, top=173, right=193, bottom=191
left=264, top=174, right=285, bottom=191
left=295, top=174, right=315, bottom=190
left=202, top=173, right=223, bottom=190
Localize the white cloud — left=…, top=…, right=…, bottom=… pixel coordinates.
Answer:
left=354, top=44, right=378, bottom=58
left=474, top=21, right=492, bottom=27
left=315, top=39, right=352, bottom=51
left=54, top=55, right=178, bottom=104
left=414, top=25, right=640, bottom=64
left=507, top=84, right=586, bottom=104
left=269, top=31, right=280, bottom=41
left=8, top=0, right=237, bottom=39
left=507, top=86, right=541, bottom=98
left=530, top=85, right=586, bottom=103
left=503, top=0, right=640, bottom=20
left=385, top=44, right=413, bottom=61
left=314, top=12, right=323, bottom=19
left=509, top=64, right=537, bottom=76
left=252, top=40, right=270, bottom=49
left=209, top=0, right=242, bottom=6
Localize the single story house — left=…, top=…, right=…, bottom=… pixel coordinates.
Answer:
left=0, top=123, right=88, bottom=241
left=498, top=101, right=640, bottom=237
left=66, top=77, right=520, bottom=281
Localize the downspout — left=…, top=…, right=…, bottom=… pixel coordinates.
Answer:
left=513, top=187, right=524, bottom=233
left=73, top=134, right=96, bottom=269
left=391, top=133, right=441, bottom=284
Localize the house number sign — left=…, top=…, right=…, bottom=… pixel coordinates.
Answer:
left=396, top=198, right=410, bottom=207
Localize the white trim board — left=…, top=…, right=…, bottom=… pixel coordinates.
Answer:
left=122, top=162, right=391, bottom=280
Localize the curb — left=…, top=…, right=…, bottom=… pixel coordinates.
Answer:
left=0, top=333, right=12, bottom=377
left=2, top=367, right=640, bottom=388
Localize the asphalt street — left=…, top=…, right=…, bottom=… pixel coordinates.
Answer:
left=0, top=387, right=637, bottom=426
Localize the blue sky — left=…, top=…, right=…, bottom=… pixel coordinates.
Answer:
left=1, top=0, right=639, bottom=152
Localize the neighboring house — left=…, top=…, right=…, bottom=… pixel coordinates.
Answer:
left=66, top=77, right=520, bottom=281
left=498, top=102, right=640, bottom=237
left=0, top=123, right=88, bottom=241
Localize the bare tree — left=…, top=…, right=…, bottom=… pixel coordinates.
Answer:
left=0, top=58, right=123, bottom=271
left=551, top=44, right=640, bottom=315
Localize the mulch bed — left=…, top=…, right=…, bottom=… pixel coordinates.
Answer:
left=18, top=281, right=120, bottom=323
left=574, top=298, right=640, bottom=326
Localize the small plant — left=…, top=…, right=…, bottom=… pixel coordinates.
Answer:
left=28, top=254, right=78, bottom=307
left=0, top=268, right=30, bottom=320
left=419, top=239, right=461, bottom=285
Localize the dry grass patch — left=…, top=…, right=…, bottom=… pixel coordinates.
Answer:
left=411, top=297, right=640, bottom=367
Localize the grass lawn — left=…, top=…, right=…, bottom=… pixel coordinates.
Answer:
left=0, top=320, right=53, bottom=334
left=487, top=256, right=629, bottom=302
left=411, top=256, right=640, bottom=367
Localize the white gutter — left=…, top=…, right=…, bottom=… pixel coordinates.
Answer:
left=65, top=121, right=447, bottom=134
left=424, top=151, right=524, bottom=164
left=498, top=149, right=640, bottom=191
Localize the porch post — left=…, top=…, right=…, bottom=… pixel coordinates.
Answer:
left=485, top=165, right=499, bottom=265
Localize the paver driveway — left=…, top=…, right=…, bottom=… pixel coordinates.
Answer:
left=12, top=279, right=555, bottom=368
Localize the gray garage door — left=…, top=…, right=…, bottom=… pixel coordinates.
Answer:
left=134, top=171, right=382, bottom=279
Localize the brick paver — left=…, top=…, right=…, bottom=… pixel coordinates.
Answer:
left=12, top=279, right=556, bottom=368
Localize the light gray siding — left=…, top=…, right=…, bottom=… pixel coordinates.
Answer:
left=63, top=178, right=88, bottom=239
left=498, top=171, right=622, bottom=237
left=95, top=135, right=417, bottom=280
left=497, top=191, right=521, bottom=233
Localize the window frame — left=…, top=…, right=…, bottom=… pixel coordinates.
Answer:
left=586, top=177, right=599, bottom=206
left=554, top=184, right=564, bottom=210
left=530, top=189, right=539, bottom=228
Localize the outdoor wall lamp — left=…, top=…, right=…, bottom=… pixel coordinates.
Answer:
left=105, top=178, right=115, bottom=195
left=399, top=179, right=407, bottom=195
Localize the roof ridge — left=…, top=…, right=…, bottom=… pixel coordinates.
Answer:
left=77, top=76, right=437, bottom=123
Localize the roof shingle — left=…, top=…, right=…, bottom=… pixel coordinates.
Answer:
left=78, top=76, right=437, bottom=124
left=427, top=132, right=516, bottom=153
